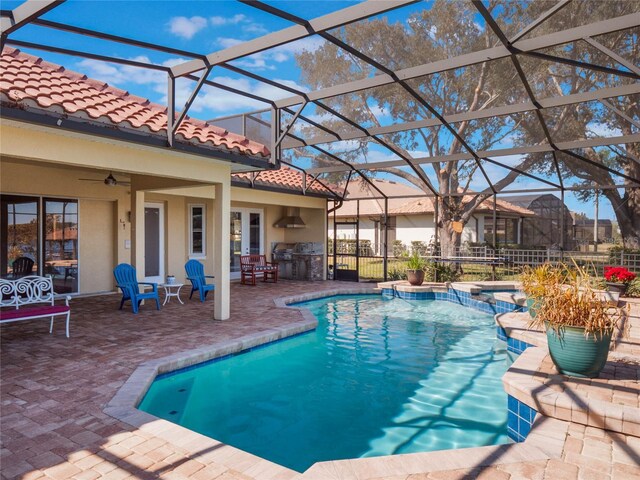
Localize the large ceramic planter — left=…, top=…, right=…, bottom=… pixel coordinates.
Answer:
left=406, top=269, right=425, bottom=286
left=606, top=282, right=627, bottom=296
left=546, top=325, right=612, bottom=378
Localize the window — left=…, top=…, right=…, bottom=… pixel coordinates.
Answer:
left=189, top=204, right=205, bottom=257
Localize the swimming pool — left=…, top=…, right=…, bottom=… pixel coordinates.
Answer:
left=139, top=295, right=510, bottom=472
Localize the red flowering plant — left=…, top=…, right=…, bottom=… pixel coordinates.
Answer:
left=604, top=266, right=637, bottom=284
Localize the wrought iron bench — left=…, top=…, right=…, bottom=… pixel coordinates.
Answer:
left=240, top=255, right=278, bottom=286
left=0, top=276, right=72, bottom=337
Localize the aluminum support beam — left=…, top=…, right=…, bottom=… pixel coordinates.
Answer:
left=508, top=0, right=572, bottom=44
left=599, top=99, right=640, bottom=130
left=1, top=0, right=64, bottom=36
left=6, top=39, right=171, bottom=71
left=475, top=0, right=640, bottom=187
left=305, top=133, right=640, bottom=174
left=274, top=13, right=640, bottom=108
left=171, top=66, right=213, bottom=136
left=170, top=0, right=418, bottom=77
left=281, top=83, right=640, bottom=150
left=341, top=183, right=630, bottom=200
left=583, top=36, right=640, bottom=77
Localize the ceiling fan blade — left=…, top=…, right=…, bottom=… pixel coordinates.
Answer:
left=78, top=178, right=103, bottom=182
left=117, top=182, right=131, bottom=186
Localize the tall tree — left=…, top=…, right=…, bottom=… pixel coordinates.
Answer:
left=292, top=0, right=639, bottom=251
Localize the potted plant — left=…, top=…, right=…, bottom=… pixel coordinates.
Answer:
left=405, top=251, right=426, bottom=286
left=529, top=265, right=622, bottom=378
left=520, top=264, right=563, bottom=318
left=604, top=266, right=636, bottom=295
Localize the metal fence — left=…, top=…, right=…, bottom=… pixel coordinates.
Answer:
left=328, top=243, right=640, bottom=282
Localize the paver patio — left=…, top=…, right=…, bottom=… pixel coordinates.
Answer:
left=1, top=281, right=639, bottom=480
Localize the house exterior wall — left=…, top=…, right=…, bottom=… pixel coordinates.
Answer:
left=1, top=159, right=128, bottom=293
left=79, top=199, right=116, bottom=293
left=395, top=215, right=436, bottom=246
left=1, top=121, right=328, bottom=318
left=329, top=213, right=483, bottom=255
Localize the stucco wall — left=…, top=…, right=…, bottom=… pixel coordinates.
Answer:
left=1, top=159, right=129, bottom=293
left=79, top=199, right=116, bottom=292
left=395, top=215, right=436, bottom=246
left=1, top=120, right=328, bottom=295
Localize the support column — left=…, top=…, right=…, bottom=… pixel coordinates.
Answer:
left=383, top=198, right=388, bottom=282
left=517, top=218, right=523, bottom=245
left=560, top=189, right=566, bottom=257
left=493, top=194, right=498, bottom=249
left=213, top=181, right=230, bottom=320
left=131, top=189, right=145, bottom=281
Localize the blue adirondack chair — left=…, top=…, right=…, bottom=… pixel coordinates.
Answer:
left=113, top=263, right=160, bottom=314
left=185, top=260, right=215, bottom=302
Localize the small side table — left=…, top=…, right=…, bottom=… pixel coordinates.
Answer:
left=160, top=283, right=184, bottom=305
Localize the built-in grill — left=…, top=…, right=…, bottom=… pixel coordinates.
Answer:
left=271, top=242, right=325, bottom=281
left=272, top=243, right=296, bottom=261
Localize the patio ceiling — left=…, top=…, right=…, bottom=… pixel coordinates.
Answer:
left=1, top=0, right=639, bottom=202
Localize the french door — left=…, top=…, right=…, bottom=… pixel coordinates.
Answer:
left=230, top=208, right=263, bottom=279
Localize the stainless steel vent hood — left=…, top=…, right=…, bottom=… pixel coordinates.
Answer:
left=274, top=207, right=306, bottom=228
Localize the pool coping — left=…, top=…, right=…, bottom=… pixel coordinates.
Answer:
left=105, top=285, right=568, bottom=480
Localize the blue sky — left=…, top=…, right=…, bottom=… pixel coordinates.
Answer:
left=4, top=0, right=624, bottom=219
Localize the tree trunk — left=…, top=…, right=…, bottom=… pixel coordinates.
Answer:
left=611, top=188, right=640, bottom=249
left=602, top=151, right=640, bottom=249
left=439, top=226, right=462, bottom=257
left=437, top=203, right=463, bottom=256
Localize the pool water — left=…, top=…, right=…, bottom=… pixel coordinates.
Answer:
left=139, top=295, right=511, bottom=472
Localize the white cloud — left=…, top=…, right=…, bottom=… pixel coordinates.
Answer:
left=216, top=37, right=244, bottom=49
left=217, top=35, right=325, bottom=71
left=210, top=14, right=247, bottom=26
left=242, top=23, right=269, bottom=35
left=76, top=56, right=176, bottom=87
left=168, top=16, right=207, bottom=39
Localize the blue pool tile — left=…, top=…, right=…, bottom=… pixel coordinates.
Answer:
left=507, top=395, right=537, bottom=443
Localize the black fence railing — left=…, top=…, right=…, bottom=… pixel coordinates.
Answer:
left=328, top=247, right=640, bottom=283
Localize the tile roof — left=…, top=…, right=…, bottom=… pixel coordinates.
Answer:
left=336, top=179, right=535, bottom=217
left=232, top=167, right=334, bottom=196
left=0, top=47, right=269, bottom=158
left=391, top=196, right=536, bottom=216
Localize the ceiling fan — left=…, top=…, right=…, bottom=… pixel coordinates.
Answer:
left=78, top=172, right=130, bottom=187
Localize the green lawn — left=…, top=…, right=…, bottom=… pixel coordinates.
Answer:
left=329, top=256, right=522, bottom=282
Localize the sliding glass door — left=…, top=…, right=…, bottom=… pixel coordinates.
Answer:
left=43, top=199, right=79, bottom=293
left=1, top=194, right=79, bottom=293
left=1, top=195, right=39, bottom=279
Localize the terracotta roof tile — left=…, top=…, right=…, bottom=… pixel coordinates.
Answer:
left=335, top=179, right=535, bottom=217
left=232, top=167, right=333, bottom=196
left=0, top=47, right=269, bottom=158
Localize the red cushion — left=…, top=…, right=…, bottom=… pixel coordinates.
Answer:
left=0, top=305, right=70, bottom=321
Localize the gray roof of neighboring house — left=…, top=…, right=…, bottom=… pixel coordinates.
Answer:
left=500, top=193, right=564, bottom=209
left=574, top=219, right=613, bottom=226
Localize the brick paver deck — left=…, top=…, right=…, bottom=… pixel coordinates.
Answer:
left=2, top=281, right=639, bottom=479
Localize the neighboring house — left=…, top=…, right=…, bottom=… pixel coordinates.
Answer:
left=0, top=47, right=332, bottom=319
left=572, top=218, right=614, bottom=244
left=328, top=179, right=535, bottom=255
left=503, top=194, right=574, bottom=249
